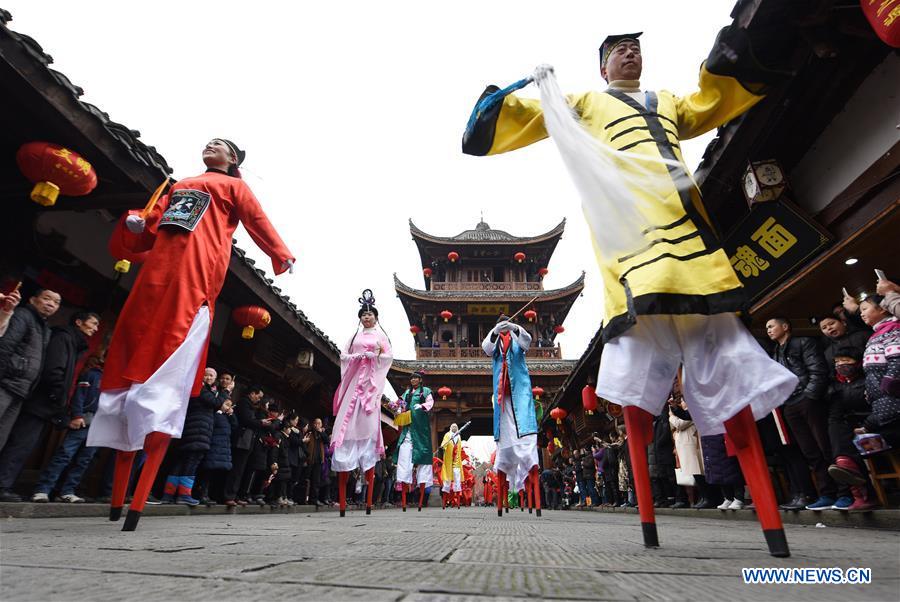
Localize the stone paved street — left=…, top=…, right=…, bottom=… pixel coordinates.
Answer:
left=1, top=506, right=898, bottom=601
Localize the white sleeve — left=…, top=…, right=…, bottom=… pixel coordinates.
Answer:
left=482, top=330, right=497, bottom=356
left=514, top=326, right=532, bottom=352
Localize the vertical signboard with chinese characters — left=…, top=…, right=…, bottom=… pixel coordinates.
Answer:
left=723, top=200, right=831, bottom=302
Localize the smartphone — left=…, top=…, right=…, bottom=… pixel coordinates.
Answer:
left=842, top=287, right=850, bottom=298
left=875, top=269, right=886, bottom=281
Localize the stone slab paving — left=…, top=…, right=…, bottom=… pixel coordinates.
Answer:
left=1, top=507, right=898, bottom=601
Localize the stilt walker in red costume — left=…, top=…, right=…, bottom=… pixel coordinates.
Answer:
left=88, top=139, right=294, bottom=531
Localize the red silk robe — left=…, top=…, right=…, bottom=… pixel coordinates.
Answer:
left=103, top=170, right=294, bottom=395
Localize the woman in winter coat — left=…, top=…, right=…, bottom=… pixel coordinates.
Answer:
left=161, top=369, right=229, bottom=505
left=669, top=400, right=708, bottom=508
left=858, top=295, right=900, bottom=445
left=701, top=433, right=744, bottom=510
left=196, top=396, right=236, bottom=504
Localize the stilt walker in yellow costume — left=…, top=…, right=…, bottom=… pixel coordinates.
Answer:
left=463, top=28, right=797, bottom=557
left=439, top=423, right=463, bottom=509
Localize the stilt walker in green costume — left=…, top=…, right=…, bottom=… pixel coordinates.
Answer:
left=389, top=371, right=434, bottom=511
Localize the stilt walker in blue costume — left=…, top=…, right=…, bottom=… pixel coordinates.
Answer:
left=482, top=315, right=541, bottom=518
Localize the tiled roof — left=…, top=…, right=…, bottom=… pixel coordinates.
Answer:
left=410, top=218, right=566, bottom=245
left=394, top=272, right=585, bottom=302
left=2, top=9, right=339, bottom=361
left=1, top=9, right=172, bottom=176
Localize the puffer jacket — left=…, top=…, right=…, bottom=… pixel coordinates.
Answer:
left=0, top=305, right=51, bottom=397
left=179, top=384, right=228, bottom=452
left=700, top=434, right=742, bottom=486
left=202, top=410, right=236, bottom=471
left=26, top=324, right=89, bottom=420
left=862, top=317, right=900, bottom=431
left=772, top=336, right=828, bottom=405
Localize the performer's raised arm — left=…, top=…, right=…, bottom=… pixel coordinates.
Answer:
left=463, top=80, right=586, bottom=157
left=234, top=183, right=295, bottom=275
left=674, top=26, right=783, bottom=140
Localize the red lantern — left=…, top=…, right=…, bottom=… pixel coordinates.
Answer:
left=440, top=310, right=453, bottom=322
left=549, top=407, right=567, bottom=425
left=553, top=325, right=565, bottom=334
left=514, top=251, right=526, bottom=263
left=538, top=267, right=549, bottom=277
left=524, top=309, right=537, bottom=322
left=532, top=386, right=544, bottom=400
left=581, top=385, right=599, bottom=415
left=861, top=0, right=900, bottom=47
left=607, top=401, right=623, bottom=418
left=232, top=305, right=271, bottom=339
left=409, top=325, right=421, bottom=335
left=16, top=142, right=98, bottom=207
left=423, top=267, right=433, bottom=278
left=448, top=251, right=459, bottom=263
left=437, top=386, right=452, bottom=400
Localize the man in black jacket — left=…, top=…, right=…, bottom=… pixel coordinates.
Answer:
left=766, top=317, right=835, bottom=511
left=819, top=317, right=870, bottom=369
left=0, top=289, right=60, bottom=452
left=223, top=385, right=273, bottom=506
left=0, top=307, right=96, bottom=502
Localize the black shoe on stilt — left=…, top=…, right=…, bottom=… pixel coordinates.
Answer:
left=497, top=507, right=503, bottom=517
left=340, top=509, right=345, bottom=517
left=109, top=506, right=123, bottom=522
left=402, top=506, right=406, bottom=512
left=366, top=506, right=371, bottom=515
left=641, top=522, right=660, bottom=548
left=122, top=510, right=141, bottom=532
left=536, top=508, right=542, bottom=517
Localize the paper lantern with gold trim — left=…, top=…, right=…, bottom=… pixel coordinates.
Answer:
left=16, top=142, right=98, bottom=207
left=232, top=305, right=271, bottom=339
left=581, top=385, right=599, bottom=415
left=549, top=407, right=567, bottom=425
left=437, top=386, right=452, bottom=400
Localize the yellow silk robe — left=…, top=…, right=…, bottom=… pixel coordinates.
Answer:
left=440, top=431, right=462, bottom=484
left=464, top=65, right=764, bottom=342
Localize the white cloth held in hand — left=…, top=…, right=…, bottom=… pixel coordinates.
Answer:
left=125, top=214, right=146, bottom=233
left=282, top=259, right=294, bottom=274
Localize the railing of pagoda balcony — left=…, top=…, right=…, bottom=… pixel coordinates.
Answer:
left=430, top=282, right=542, bottom=291
left=416, top=346, right=561, bottom=359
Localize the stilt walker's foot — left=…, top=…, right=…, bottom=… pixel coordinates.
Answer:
left=764, top=529, right=790, bottom=558
left=536, top=508, right=542, bottom=517
left=340, top=509, right=346, bottom=517
left=122, top=510, right=141, bottom=532
left=366, top=506, right=371, bottom=515
left=624, top=406, right=660, bottom=548
left=109, top=506, right=123, bottom=522
left=725, top=405, right=791, bottom=558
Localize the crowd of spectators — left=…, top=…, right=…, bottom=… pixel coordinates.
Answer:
left=540, top=279, right=900, bottom=513
left=0, top=277, right=896, bottom=515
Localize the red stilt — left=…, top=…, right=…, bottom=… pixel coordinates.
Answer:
left=624, top=406, right=659, bottom=547
left=503, top=475, right=509, bottom=513
left=526, top=475, right=533, bottom=513
left=442, top=491, right=447, bottom=509
left=365, top=467, right=374, bottom=515
left=417, top=483, right=426, bottom=511
left=109, top=450, right=136, bottom=521
left=497, top=470, right=506, bottom=517
left=531, top=466, right=542, bottom=517
left=725, top=406, right=791, bottom=557
left=122, top=432, right=171, bottom=531
left=338, top=471, right=348, bottom=517
left=402, top=483, right=408, bottom=511
left=519, top=490, right=524, bottom=511
left=455, top=491, right=460, bottom=509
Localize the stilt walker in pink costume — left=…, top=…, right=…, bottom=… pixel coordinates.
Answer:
left=330, top=290, right=393, bottom=517
left=88, top=139, right=295, bottom=531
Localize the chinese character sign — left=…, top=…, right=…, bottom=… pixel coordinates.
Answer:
left=723, top=200, right=831, bottom=302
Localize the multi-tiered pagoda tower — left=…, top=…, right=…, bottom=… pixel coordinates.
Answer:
left=388, top=219, right=583, bottom=449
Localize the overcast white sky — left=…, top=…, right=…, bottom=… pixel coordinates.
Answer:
left=9, top=2, right=734, bottom=457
